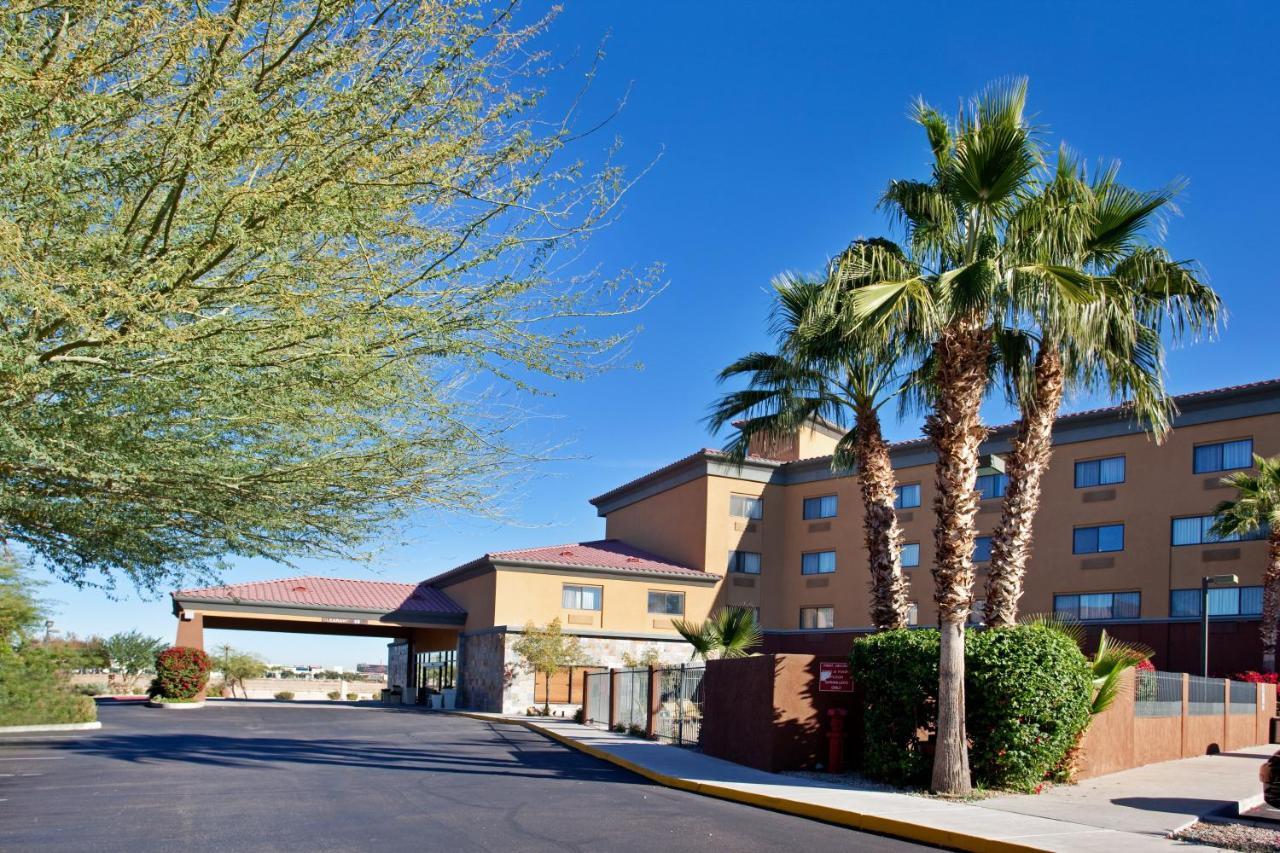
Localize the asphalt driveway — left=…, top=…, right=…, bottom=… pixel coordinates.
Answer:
left=0, top=702, right=933, bottom=852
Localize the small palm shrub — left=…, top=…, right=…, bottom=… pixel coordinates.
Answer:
left=152, top=646, right=211, bottom=700
left=274, top=691, right=294, bottom=701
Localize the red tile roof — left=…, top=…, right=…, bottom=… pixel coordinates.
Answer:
left=172, top=575, right=465, bottom=615
left=432, top=539, right=709, bottom=584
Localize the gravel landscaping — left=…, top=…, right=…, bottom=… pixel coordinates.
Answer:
left=1173, top=819, right=1280, bottom=851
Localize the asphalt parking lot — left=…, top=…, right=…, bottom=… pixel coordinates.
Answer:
left=0, top=701, right=933, bottom=852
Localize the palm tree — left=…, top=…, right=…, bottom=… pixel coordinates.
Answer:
left=1211, top=455, right=1280, bottom=672
left=983, top=155, right=1221, bottom=627
left=708, top=263, right=912, bottom=630
left=672, top=607, right=762, bottom=661
left=833, top=79, right=1053, bottom=794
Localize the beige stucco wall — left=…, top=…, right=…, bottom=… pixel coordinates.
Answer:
left=603, top=476, right=710, bottom=572
left=437, top=571, right=498, bottom=632
left=600, top=409, right=1280, bottom=632
left=487, top=566, right=720, bottom=636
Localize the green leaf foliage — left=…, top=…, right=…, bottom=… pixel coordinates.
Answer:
left=849, top=629, right=939, bottom=786
left=0, top=557, right=97, bottom=725
left=965, top=625, right=1092, bottom=791
left=0, top=1, right=655, bottom=592
left=851, top=625, right=1092, bottom=791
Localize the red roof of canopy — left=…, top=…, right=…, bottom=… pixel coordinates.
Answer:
left=172, top=576, right=465, bottom=614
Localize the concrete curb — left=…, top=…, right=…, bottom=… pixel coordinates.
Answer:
left=445, top=711, right=1043, bottom=853
left=146, top=700, right=205, bottom=709
left=0, top=721, right=102, bottom=735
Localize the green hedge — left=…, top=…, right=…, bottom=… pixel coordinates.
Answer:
left=0, top=649, right=98, bottom=727
left=851, top=625, right=1092, bottom=791
left=966, top=625, right=1092, bottom=790
left=850, top=629, right=939, bottom=786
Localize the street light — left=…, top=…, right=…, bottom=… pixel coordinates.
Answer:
left=1201, top=573, right=1240, bottom=677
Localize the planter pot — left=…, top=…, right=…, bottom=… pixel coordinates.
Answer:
left=146, top=700, right=206, bottom=709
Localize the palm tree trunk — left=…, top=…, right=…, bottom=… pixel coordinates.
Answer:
left=1262, top=532, right=1280, bottom=674
left=924, top=322, right=989, bottom=795
left=985, top=347, right=1064, bottom=627
left=855, top=402, right=910, bottom=630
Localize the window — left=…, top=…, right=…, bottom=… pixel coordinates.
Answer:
left=800, top=606, right=834, bottom=629
left=561, top=584, right=602, bottom=611
left=976, top=473, right=1008, bottom=500
left=730, top=494, right=763, bottom=519
left=901, top=543, right=921, bottom=568
left=1172, top=514, right=1269, bottom=546
left=1054, top=591, right=1140, bottom=620
left=1193, top=438, right=1253, bottom=474
left=1170, top=586, right=1264, bottom=618
left=648, top=591, right=685, bottom=616
left=801, top=550, right=836, bottom=575
left=1075, top=456, right=1125, bottom=488
left=972, top=535, right=993, bottom=563
left=895, top=483, right=921, bottom=509
left=906, top=602, right=919, bottom=626
left=803, top=495, right=838, bottom=519
left=727, top=550, right=761, bottom=574
left=1073, top=524, right=1125, bottom=554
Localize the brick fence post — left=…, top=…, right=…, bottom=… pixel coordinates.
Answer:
left=581, top=669, right=590, bottom=722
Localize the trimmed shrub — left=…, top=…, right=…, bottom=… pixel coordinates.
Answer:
left=152, top=646, right=211, bottom=700
left=0, top=651, right=98, bottom=726
left=850, top=629, right=939, bottom=786
left=327, top=690, right=341, bottom=700
left=274, top=691, right=294, bottom=701
left=966, top=625, right=1092, bottom=791
left=851, top=626, right=1092, bottom=791
left=346, top=692, right=358, bottom=700
left=74, top=683, right=106, bottom=696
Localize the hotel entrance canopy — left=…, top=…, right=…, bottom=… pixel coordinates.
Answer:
left=170, top=576, right=466, bottom=649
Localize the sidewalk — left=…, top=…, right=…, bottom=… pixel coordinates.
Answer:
left=448, top=711, right=1273, bottom=852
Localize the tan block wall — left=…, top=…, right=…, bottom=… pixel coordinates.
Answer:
left=488, top=567, right=720, bottom=638
left=604, top=409, right=1280, bottom=633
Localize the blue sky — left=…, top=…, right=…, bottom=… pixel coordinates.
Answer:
left=39, top=1, right=1280, bottom=667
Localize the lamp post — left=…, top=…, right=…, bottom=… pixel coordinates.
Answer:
left=1201, top=573, right=1240, bottom=677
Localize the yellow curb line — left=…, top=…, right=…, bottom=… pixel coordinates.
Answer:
left=445, top=711, right=1043, bottom=853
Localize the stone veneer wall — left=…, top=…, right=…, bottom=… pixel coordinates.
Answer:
left=498, top=632, right=694, bottom=715
left=457, top=631, right=509, bottom=712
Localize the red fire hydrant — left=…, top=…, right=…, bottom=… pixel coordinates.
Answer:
left=827, top=708, right=847, bottom=774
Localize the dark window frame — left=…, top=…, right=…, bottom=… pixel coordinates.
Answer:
left=802, top=494, right=838, bottom=520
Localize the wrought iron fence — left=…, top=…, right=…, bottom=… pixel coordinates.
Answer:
left=615, top=669, right=650, bottom=731
left=1136, top=670, right=1263, bottom=718
left=1188, top=674, right=1225, bottom=716
left=1230, top=679, right=1259, bottom=715
left=585, top=670, right=609, bottom=726
left=655, top=665, right=704, bottom=747
left=1135, top=669, right=1184, bottom=718
left=577, top=665, right=704, bottom=746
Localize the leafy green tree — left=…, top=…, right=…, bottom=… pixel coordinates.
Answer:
left=0, top=556, right=95, bottom=724
left=1211, top=455, right=1280, bottom=671
left=672, top=607, right=761, bottom=660
left=217, top=646, right=267, bottom=698
left=511, top=618, right=591, bottom=715
left=103, top=631, right=165, bottom=691
left=0, top=1, right=653, bottom=592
